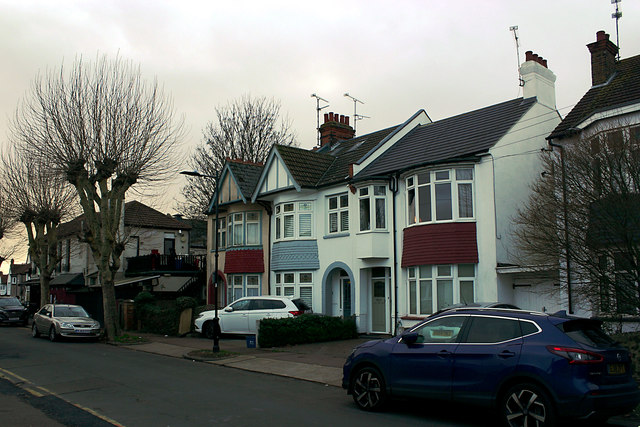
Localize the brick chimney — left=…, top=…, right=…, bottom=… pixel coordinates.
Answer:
left=520, top=50, right=556, bottom=109
left=587, top=30, right=618, bottom=86
left=319, top=112, right=355, bottom=147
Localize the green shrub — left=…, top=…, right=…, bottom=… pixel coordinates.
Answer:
left=133, top=292, right=188, bottom=336
left=258, top=314, right=358, bottom=348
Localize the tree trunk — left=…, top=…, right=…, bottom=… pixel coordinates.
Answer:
left=100, top=269, right=120, bottom=339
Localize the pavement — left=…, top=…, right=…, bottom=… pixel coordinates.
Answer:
left=117, top=332, right=375, bottom=388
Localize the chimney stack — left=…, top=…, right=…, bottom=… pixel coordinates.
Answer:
left=319, top=112, right=355, bottom=147
left=520, top=50, right=556, bottom=109
left=587, top=30, right=619, bottom=86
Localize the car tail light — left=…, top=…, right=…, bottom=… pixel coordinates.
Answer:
left=289, top=310, right=304, bottom=316
left=546, top=345, right=604, bottom=364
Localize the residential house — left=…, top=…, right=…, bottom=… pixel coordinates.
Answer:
left=547, top=30, right=640, bottom=317
left=206, top=160, right=269, bottom=307
left=5, top=260, right=31, bottom=301
left=0, top=272, right=7, bottom=296
left=247, top=50, right=561, bottom=334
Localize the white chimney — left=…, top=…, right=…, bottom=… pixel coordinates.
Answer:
left=519, top=50, right=556, bottom=110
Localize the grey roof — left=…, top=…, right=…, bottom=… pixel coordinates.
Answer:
left=549, top=54, right=640, bottom=140
left=274, top=145, right=335, bottom=187
left=227, top=161, right=264, bottom=198
left=358, top=97, right=537, bottom=178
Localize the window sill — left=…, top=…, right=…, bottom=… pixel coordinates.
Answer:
left=323, top=232, right=350, bottom=239
left=356, top=230, right=389, bottom=235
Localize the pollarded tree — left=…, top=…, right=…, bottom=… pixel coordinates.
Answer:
left=0, top=176, right=16, bottom=269
left=0, top=148, right=78, bottom=307
left=11, top=55, right=184, bottom=339
left=179, top=95, right=297, bottom=218
left=514, top=122, right=640, bottom=315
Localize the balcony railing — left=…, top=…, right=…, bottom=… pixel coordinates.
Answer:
left=125, top=254, right=207, bottom=275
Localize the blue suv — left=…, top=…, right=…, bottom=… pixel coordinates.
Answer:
left=342, top=308, right=640, bottom=426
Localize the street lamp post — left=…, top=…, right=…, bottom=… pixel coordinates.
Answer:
left=180, top=170, right=221, bottom=352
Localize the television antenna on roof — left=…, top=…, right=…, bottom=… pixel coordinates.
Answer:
left=612, top=0, right=622, bottom=60
left=344, top=93, right=369, bottom=135
left=509, top=25, right=524, bottom=87
left=311, top=93, right=329, bottom=146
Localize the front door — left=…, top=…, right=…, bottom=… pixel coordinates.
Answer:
left=371, top=279, right=386, bottom=332
left=341, top=277, right=351, bottom=317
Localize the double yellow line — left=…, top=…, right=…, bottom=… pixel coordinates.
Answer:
left=0, top=367, right=125, bottom=427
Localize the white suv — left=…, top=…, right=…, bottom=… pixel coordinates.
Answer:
left=195, top=296, right=312, bottom=337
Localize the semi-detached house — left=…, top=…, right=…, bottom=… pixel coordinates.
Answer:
left=210, top=51, right=561, bottom=334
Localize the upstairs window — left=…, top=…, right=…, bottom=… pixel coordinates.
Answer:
left=407, top=167, right=474, bottom=225
left=359, top=185, right=387, bottom=232
left=328, top=193, right=349, bottom=234
left=275, top=202, right=314, bottom=241
left=225, top=212, right=261, bottom=247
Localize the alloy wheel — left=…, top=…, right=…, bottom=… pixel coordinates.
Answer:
left=352, top=367, right=386, bottom=411
left=503, top=384, right=554, bottom=427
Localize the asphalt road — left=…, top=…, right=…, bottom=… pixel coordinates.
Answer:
left=1, top=326, right=638, bottom=427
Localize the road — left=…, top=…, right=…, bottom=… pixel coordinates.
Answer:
left=0, top=326, right=637, bottom=426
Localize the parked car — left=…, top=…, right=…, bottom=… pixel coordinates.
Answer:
left=31, top=304, right=102, bottom=341
left=195, top=296, right=312, bottom=337
left=0, top=297, right=29, bottom=326
left=342, top=307, right=640, bottom=426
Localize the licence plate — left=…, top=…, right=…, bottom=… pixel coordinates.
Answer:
left=9, top=317, right=18, bottom=321
left=608, top=363, right=626, bottom=375
left=74, top=329, right=92, bottom=334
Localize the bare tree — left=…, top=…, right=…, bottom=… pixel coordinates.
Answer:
left=514, top=122, right=640, bottom=315
left=0, top=148, right=78, bottom=306
left=179, top=95, right=297, bottom=218
left=0, top=179, right=16, bottom=268
left=11, top=55, right=184, bottom=339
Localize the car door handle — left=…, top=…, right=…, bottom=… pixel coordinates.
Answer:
left=498, top=350, right=516, bottom=358
left=438, top=349, right=452, bottom=357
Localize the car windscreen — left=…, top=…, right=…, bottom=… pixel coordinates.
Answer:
left=53, top=306, right=88, bottom=317
left=558, top=319, right=617, bottom=349
left=0, top=298, right=21, bottom=307
left=292, top=298, right=311, bottom=311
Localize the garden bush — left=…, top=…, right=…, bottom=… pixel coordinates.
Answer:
left=258, top=314, right=358, bottom=348
left=133, top=293, right=198, bottom=336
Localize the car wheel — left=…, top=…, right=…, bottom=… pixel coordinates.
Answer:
left=501, top=383, right=555, bottom=427
left=351, top=366, right=387, bottom=411
left=31, top=323, right=40, bottom=338
left=202, top=321, right=215, bottom=339
left=49, top=326, right=58, bottom=342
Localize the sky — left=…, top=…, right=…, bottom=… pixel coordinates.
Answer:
left=1, top=0, right=639, bottom=269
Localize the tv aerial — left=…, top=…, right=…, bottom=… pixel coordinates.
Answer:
left=509, top=25, right=524, bottom=87
left=311, top=93, right=329, bottom=146
left=344, top=93, right=369, bottom=134
left=612, top=0, right=622, bottom=60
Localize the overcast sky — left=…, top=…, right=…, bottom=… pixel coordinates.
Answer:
left=1, top=0, right=639, bottom=268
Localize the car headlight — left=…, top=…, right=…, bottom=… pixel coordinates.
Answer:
left=61, top=322, right=74, bottom=329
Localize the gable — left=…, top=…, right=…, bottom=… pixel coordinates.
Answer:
left=257, top=150, right=299, bottom=196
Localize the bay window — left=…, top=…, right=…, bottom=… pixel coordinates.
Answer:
left=226, top=274, right=261, bottom=305
left=274, top=271, right=314, bottom=308
left=225, top=212, right=261, bottom=247
left=407, top=264, right=476, bottom=315
left=274, top=201, right=314, bottom=240
left=407, top=167, right=474, bottom=225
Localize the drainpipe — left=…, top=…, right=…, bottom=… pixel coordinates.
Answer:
left=258, top=201, right=273, bottom=294
left=549, top=140, right=573, bottom=314
left=391, top=173, right=400, bottom=335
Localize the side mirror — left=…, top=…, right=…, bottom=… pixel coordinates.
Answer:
left=400, top=331, right=419, bottom=345
left=224, top=307, right=233, bottom=313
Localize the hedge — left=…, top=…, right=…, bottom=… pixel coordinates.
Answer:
left=133, top=292, right=198, bottom=336
left=258, top=314, right=358, bottom=348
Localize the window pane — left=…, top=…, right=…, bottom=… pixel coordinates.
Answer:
left=458, top=183, right=473, bottom=218
left=437, top=265, right=451, bottom=276
left=459, top=264, right=475, bottom=277
left=418, top=185, right=431, bottom=222
left=329, top=197, right=338, bottom=210
left=360, top=188, right=369, bottom=196
left=299, top=202, right=312, bottom=211
left=408, top=188, right=416, bottom=225
left=465, top=317, right=520, bottom=343
left=284, top=273, right=294, bottom=283
left=417, top=172, right=430, bottom=185
left=284, top=215, right=294, bottom=238
left=435, top=183, right=452, bottom=220
left=415, top=316, right=465, bottom=344
left=420, top=279, right=432, bottom=314
left=435, top=171, right=449, bottom=180
left=300, top=273, right=312, bottom=283
left=460, top=280, right=474, bottom=304
left=375, top=198, right=385, bottom=229
left=247, top=212, right=259, bottom=221
left=247, top=223, right=259, bottom=245
left=234, top=223, right=243, bottom=245
left=340, top=211, right=349, bottom=232
left=284, top=287, right=295, bottom=297
left=329, top=212, right=338, bottom=233
left=247, top=287, right=259, bottom=296
left=374, top=185, right=386, bottom=196
left=340, top=194, right=349, bottom=208
left=299, top=213, right=312, bottom=237
left=437, top=280, right=453, bottom=310
left=283, top=203, right=294, bottom=212
left=300, top=286, right=313, bottom=308
left=360, top=198, right=370, bottom=231
left=408, top=267, right=416, bottom=279
left=275, top=217, right=281, bottom=240
left=409, top=280, right=417, bottom=314
left=456, top=168, right=473, bottom=180
left=419, top=266, right=432, bottom=278
left=407, top=177, right=414, bottom=187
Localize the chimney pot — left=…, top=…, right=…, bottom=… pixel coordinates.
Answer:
left=587, top=30, right=619, bottom=85
left=323, top=113, right=329, bottom=123
left=596, top=30, right=607, bottom=41
left=318, top=111, right=356, bottom=147
left=525, top=51, right=533, bottom=61
left=345, top=116, right=350, bottom=126
left=542, top=59, right=548, bottom=68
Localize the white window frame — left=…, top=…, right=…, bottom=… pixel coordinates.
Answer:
left=274, top=201, right=314, bottom=241
left=226, top=274, right=261, bottom=305
left=225, top=211, right=261, bottom=247
left=216, top=216, right=226, bottom=249
left=407, top=264, right=476, bottom=315
left=406, top=167, right=475, bottom=226
left=358, top=184, right=387, bottom=232
left=327, top=193, right=349, bottom=234
left=274, top=271, right=314, bottom=309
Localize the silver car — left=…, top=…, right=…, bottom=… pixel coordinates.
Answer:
left=32, top=304, right=102, bottom=341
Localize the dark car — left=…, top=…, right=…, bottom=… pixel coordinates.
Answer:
left=342, top=307, right=640, bottom=426
left=0, top=297, right=29, bottom=326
